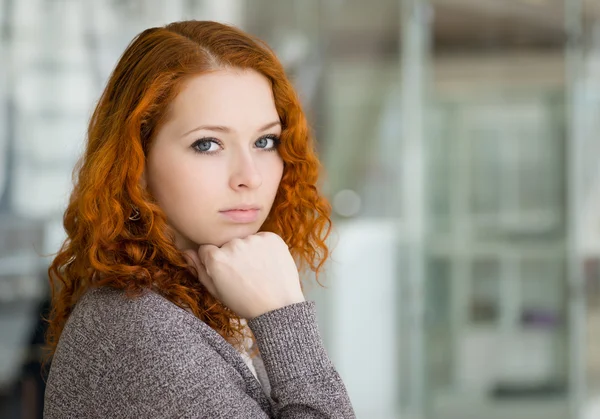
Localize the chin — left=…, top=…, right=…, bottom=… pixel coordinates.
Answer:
left=206, top=225, right=262, bottom=247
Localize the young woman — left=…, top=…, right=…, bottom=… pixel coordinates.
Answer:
left=43, top=20, right=355, bottom=418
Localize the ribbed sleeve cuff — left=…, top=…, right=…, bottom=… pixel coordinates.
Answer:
left=247, top=301, right=333, bottom=388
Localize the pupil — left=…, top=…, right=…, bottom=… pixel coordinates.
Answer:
left=199, top=141, right=211, bottom=151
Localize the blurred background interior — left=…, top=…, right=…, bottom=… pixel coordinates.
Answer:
left=1, top=0, right=600, bottom=418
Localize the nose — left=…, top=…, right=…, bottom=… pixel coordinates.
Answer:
left=229, top=151, right=262, bottom=190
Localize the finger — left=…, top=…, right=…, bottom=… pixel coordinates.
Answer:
left=196, top=264, right=218, bottom=297
left=256, top=232, right=290, bottom=251
left=256, top=231, right=285, bottom=244
left=198, top=244, right=220, bottom=270
left=255, top=231, right=275, bottom=238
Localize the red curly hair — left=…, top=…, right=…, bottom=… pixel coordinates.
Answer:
left=45, top=20, right=331, bottom=359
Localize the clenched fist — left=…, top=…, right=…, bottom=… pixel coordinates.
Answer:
left=183, top=232, right=305, bottom=320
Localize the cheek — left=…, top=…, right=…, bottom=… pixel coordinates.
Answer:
left=147, top=151, right=220, bottom=207
left=263, top=164, right=283, bottom=200
left=267, top=155, right=285, bottom=188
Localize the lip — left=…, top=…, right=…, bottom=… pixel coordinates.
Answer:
left=220, top=204, right=261, bottom=212
left=219, top=206, right=261, bottom=223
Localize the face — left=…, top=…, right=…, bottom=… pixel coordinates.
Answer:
left=144, top=68, right=284, bottom=250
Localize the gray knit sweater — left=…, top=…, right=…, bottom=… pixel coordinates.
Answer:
left=44, top=287, right=355, bottom=418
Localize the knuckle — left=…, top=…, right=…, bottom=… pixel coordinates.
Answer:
left=211, top=249, right=226, bottom=263
left=270, top=233, right=285, bottom=245
left=262, top=231, right=278, bottom=241
left=229, top=238, right=245, bottom=250
left=202, top=248, right=221, bottom=264
left=247, top=234, right=260, bottom=244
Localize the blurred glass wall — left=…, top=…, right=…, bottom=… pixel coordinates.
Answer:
left=1, top=1, right=599, bottom=418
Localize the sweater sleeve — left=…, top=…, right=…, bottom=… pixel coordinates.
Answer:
left=248, top=301, right=356, bottom=418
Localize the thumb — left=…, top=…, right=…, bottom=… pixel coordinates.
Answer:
left=197, top=244, right=220, bottom=273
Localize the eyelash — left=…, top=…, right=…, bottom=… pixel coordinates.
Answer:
left=190, top=134, right=281, bottom=155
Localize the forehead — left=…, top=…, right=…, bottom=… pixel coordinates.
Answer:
left=166, top=68, right=279, bottom=130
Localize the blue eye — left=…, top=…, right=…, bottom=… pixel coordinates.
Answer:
left=255, top=135, right=280, bottom=150
left=191, top=138, right=221, bottom=154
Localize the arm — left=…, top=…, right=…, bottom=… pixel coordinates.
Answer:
left=249, top=301, right=356, bottom=418
left=93, top=302, right=354, bottom=419
left=181, top=232, right=355, bottom=418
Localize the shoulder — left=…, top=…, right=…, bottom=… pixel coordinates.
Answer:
left=76, top=286, right=194, bottom=327
left=65, top=286, right=222, bottom=354
left=46, top=287, right=250, bottom=417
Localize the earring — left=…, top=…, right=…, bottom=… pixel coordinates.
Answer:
left=129, top=206, right=141, bottom=221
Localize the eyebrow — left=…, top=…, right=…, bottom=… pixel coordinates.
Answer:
left=182, top=120, right=281, bottom=137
